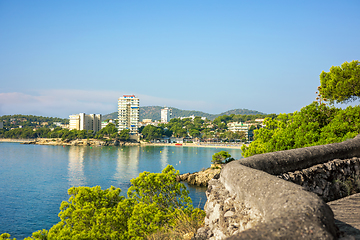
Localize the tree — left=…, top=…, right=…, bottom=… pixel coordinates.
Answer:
left=48, top=186, right=126, bottom=240
left=211, top=151, right=234, bottom=164
left=241, top=102, right=360, bottom=157
left=18, top=165, right=199, bottom=240
left=97, top=123, right=118, bottom=137
left=141, top=125, right=163, bottom=141
left=119, top=129, right=130, bottom=141
left=319, top=60, right=360, bottom=104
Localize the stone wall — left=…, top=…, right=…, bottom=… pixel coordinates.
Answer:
left=196, top=135, right=360, bottom=239
left=278, top=157, right=360, bottom=202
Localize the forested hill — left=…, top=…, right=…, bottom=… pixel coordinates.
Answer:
left=103, top=106, right=265, bottom=121
left=0, top=114, right=68, bottom=128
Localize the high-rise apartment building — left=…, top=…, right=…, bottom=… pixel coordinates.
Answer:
left=118, top=95, right=139, bottom=133
left=69, top=113, right=102, bottom=132
left=161, top=107, right=172, bottom=123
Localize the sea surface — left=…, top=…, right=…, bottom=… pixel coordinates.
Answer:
left=0, top=142, right=243, bottom=239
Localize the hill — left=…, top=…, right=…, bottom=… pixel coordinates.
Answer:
left=103, top=106, right=265, bottom=121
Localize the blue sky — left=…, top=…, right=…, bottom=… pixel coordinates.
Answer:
left=1, top=0, right=359, bottom=118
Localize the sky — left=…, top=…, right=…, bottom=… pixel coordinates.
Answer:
left=1, top=0, right=359, bottom=118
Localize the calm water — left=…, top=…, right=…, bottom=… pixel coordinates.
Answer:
left=0, top=142, right=242, bottom=239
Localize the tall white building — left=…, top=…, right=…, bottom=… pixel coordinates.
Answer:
left=69, top=113, right=102, bottom=132
left=161, top=107, right=172, bottom=123
left=118, top=95, right=139, bottom=133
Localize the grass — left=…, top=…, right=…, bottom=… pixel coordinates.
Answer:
left=146, top=209, right=206, bottom=240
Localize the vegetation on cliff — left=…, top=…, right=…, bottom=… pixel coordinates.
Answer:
left=319, top=60, right=360, bottom=104
left=0, top=165, right=205, bottom=240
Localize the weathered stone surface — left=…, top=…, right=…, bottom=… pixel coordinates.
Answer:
left=239, top=134, right=360, bottom=175
left=278, top=157, right=360, bottom=202
left=195, top=135, right=360, bottom=239
left=196, top=179, right=261, bottom=240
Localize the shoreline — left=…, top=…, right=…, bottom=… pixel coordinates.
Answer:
left=0, top=138, right=246, bottom=149
left=0, top=138, right=34, bottom=143
left=140, top=142, right=245, bottom=149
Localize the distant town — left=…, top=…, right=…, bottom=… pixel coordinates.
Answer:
left=0, top=94, right=271, bottom=143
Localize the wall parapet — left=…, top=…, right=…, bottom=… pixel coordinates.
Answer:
left=240, top=135, right=360, bottom=175
left=196, top=135, right=360, bottom=239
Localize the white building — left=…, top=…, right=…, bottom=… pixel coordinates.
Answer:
left=179, top=115, right=207, bottom=121
left=227, top=122, right=250, bottom=139
left=118, top=95, right=140, bottom=133
left=101, top=119, right=117, bottom=129
left=69, top=113, right=102, bottom=132
left=161, top=107, right=172, bottom=123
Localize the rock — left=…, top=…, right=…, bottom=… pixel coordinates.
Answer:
left=177, top=168, right=221, bottom=187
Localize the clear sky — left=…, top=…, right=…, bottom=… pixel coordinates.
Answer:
left=1, top=0, right=359, bottom=118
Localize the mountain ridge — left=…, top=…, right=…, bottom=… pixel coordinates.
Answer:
left=103, top=106, right=266, bottom=121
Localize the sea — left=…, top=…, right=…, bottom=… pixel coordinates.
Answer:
left=0, top=142, right=243, bottom=239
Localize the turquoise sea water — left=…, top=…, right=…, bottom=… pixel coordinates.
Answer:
left=0, top=142, right=242, bottom=239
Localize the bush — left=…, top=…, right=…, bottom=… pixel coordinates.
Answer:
left=211, top=151, right=234, bottom=164
left=1, top=166, right=205, bottom=240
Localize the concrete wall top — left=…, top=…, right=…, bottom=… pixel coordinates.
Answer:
left=239, top=135, right=360, bottom=175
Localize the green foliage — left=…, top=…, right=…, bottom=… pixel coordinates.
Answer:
left=0, top=114, right=68, bottom=129
left=319, top=60, right=360, bottom=104
left=141, top=125, right=164, bottom=141
left=147, top=208, right=206, bottom=240
left=119, top=129, right=130, bottom=141
left=128, top=165, right=192, bottom=212
left=211, top=151, right=234, bottom=164
left=97, top=123, right=118, bottom=137
left=0, top=233, right=16, bottom=240
left=1, top=166, right=203, bottom=240
left=23, top=230, right=48, bottom=240
left=241, top=102, right=360, bottom=157
left=48, top=186, right=125, bottom=239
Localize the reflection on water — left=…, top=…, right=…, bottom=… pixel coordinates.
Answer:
left=114, top=146, right=140, bottom=182
left=68, top=146, right=86, bottom=186
left=160, top=147, right=168, bottom=169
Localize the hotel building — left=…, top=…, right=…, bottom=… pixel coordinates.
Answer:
left=161, top=107, right=172, bottom=123
left=227, top=122, right=250, bottom=140
left=69, top=113, right=102, bottom=132
left=118, top=95, right=139, bottom=133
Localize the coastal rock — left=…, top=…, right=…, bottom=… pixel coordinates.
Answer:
left=177, top=167, right=221, bottom=187
left=21, top=138, right=139, bottom=147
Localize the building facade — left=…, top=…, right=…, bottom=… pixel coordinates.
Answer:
left=118, top=95, right=139, bottom=133
left=161, top=107, right=172, bottom=123
left=227, top=122, right=250, bottom=140
left=69, top=113, right=102, bottom=132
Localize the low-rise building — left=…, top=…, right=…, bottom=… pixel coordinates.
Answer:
left=101, top=119, right=117, bottom=129
left=227, top=122, right=251, bottom=140
left=69, top=113, right=102, bottom=133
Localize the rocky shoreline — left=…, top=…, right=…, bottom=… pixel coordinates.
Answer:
left=21, top=138, right=140, bottom=147
left=176, top=167, right=221, bottom=187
